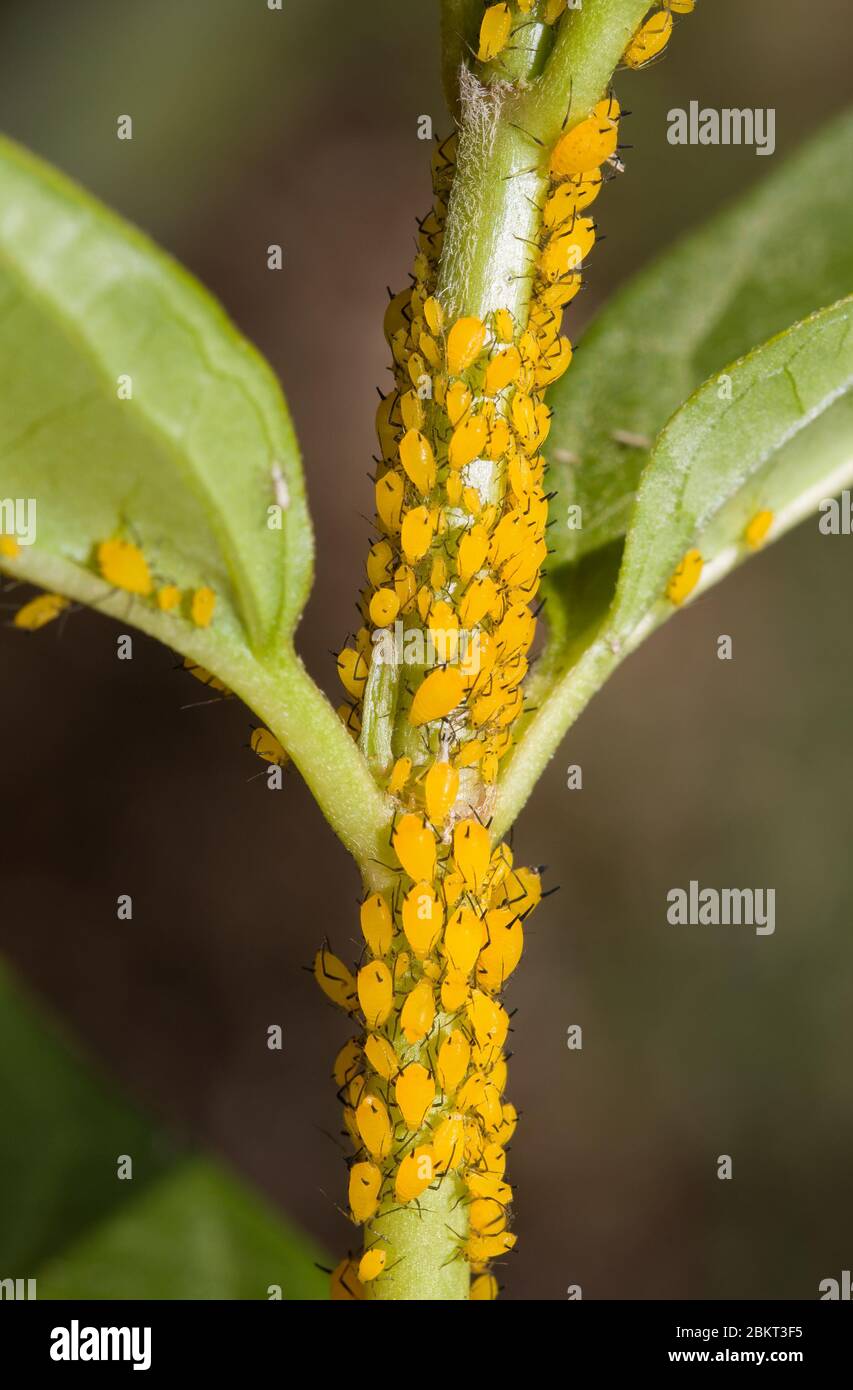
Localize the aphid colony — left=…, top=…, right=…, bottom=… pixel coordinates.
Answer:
left=5, top=533, right=216, bottom=631
left=320, top=1, right=709, bottom=1302
left=317, top=828, right=542, bottom=1299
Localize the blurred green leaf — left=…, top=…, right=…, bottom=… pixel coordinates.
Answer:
left=0, top=961, right=327, bottom=1299
left=0, top=133, right=312, bottom=665
left=37, top=1161, right=328, bottom=1302
left=497, top=297, right=853, bottom=836
left=546, top=108, right=853, bottom=567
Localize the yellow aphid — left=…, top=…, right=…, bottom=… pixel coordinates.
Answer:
left=457, top=1072, right=502, bottom=1128
left=444, top=905, right=485, bottom=976
left=544, top=0, right=567, bottom=20
left=477, top=907, right=524, bottom=990
left=250, top=727, right=288, bottom=766
left=543, top=171, right=602, bottom=226
left=401, top=881, right=444, bottom=958
left=437, top=1028, right=472, bottom=1093
left=423, top=295, right=445, bottom=335
left=400, top=390, right=424, bottom=433
left=13, top=592, right=70, bottom=630
left=494, top=309, right=514, bottom=343
left=395, top=1061, right=436, bottom=1131
left=401, top=978, right=436, bottom=1044
left=356, top=1093, right=393, bottom=1160
left=665, top=547, right=703, bottom=605
left=500, top=865, right=542, bottom=916
left=539, top=218, right=596, bottom=282
left=343, top=1070, right=367, bottom=1110
left=387, top=756, right=412, bottom=796
left=664, top=0, right=694, bottom=10
left=425, top=760, right=459, bottom=826
left=333, top=1038, right=363, bottom=1091
left=367, top=538, right=395, bottom=588
left=470, top=1273, right=499, bottom=1300
left=96, top=538, right=153, bottom=596
left=337, top=646, right=369, bottom=699
left=624, top=9, right=673, bottom=68
left=468, top=989, right=509, bottom=1050
left=457, top=524, right=489, bottom=584
left=470, top=1196, right=508, bottom=1235
left=360, top=891, right=393, bottom=956
left=395, top=1145, right=435, bottom=1203
left=416, top=585, right=433, bottom=624
left=453, top=818, right=491, bottom=895
left=393, top=813, right=437, bottom=881
left=459, top=576, right=498, bottom=628
left=369, top=587, right=400, bottom=628
left=456, top=739, right=484, bottom=768
left=407, top=353, right=428, bottom=391
left=330, top=1256, right=365, bottom=1300
left=484, top=346, right=521, bottom=396
left=190, top=586, right=216, bottom=628
left=401, top=504, right=436, bottom=563
left=445, top=472, right=464, bottom=507
left=441, top=968, right=471, bottom=1013
left=358, top=1249, right=387, bottom=1283
left=446, top=316, right=487, bottom=376
left=394, top=564, right=417, bottom=610
left=409, top=666, right=465, bottom=726
left=365, top=1032, right=399, bottom=1081
left=156, top=584, right=181, bottom=612
left=430, top=553, right=447, bottom=592
left=349, top=1161, right=382, bottom=1223
left=448, top=414, right=488, bottom=471
left=493, top=1101, right=518, bottom=1145
left=535, top=335, right=573, bottom=388
left=0, top=534, right=20, bottom=559
left=314, top=946, right=358, bottom=1012
left=446, top=379, right=473, bottom=427
left=376, top=471, right=405, bottom=533
left=467, top=1170, right=512, bottom=1205
left=394, top=950, right=411, bottom=985
left=462, top=486, right=482, bottom=516
left=745, top=509, right=774, bottom=549
left=549, top=97, right=620, bottom=179
left=432, top=1112, right=465, bottom=1172
left=400, top=429, right=437, bottom=496
left=357, top=960, right=394, bottom=1027
left=486, top=417, right=512, bottom=461
left=419, top=332, right=441, bottom=370
left=477, top=3, right=512, bottom=62
left=467, top=1231, right=516, bottom=1267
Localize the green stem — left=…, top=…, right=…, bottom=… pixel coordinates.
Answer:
left=365, top=1172, right=470, bottom=1301
left=520, top=0, right=653, bottom=144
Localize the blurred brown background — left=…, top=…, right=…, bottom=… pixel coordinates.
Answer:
left=0, top=0, right=851, bottom=1299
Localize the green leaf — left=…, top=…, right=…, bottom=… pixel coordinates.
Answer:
left=36, top=1161, right=328, bottom=1302
left=495, top=297, right=853, bottom=838
left=547, top=108, right=853, bottom=567
left=610, top=297, right=853, bottom=640
left=0, top=133, right=312, bottom=659
left=0, top=134, right=393, bottom=866
left=0, top=960, right=327, bottom=1299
